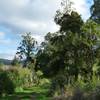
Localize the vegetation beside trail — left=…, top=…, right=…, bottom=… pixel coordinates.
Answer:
left=0, top=0, right=100, bottom=99
left=0, top=85, right=50, bottom=100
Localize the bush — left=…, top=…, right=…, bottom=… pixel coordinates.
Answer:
left=0, top=66, right=34, bottom=93
left=49, top=75, right=67, bottom=96
left=0, top=70, right=15, bottom=95
left=6, top=67, right=33, bottom=88
left=0, top=66, right=35, bottom=96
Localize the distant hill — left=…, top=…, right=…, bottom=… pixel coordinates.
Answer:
left=0, top=58, right=12, bottom=65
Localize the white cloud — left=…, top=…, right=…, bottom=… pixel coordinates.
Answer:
left=0, top=53, right=15, bottom=60
left=32, top=34, right=44, bottom=44
left=0, top=0, right=92, bottom=34
left=0, top=32, right=5, bottom=39
left=0, top=31, right=10, bottom=44
left=0, top=48, right=17, bottom=60
left=0, top=0, right=93, bottom=59
left=0, top=0, right=61, bottom=34
left=0, top=31, right=16, bottom=45
left=71, top=0, right=92, bottom=21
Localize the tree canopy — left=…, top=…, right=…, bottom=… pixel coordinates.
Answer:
left=16, top=32, right=37, bottom=67
left=36, top=0, right=100, bottom=84
left=90, top=0, right=100, bottom=24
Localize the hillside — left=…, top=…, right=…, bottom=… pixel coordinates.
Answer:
left=0, top=58, right=12, bottom=65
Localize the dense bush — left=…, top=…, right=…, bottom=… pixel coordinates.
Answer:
left=6, top=67, right=33, bottom=88
left=0, top=66, right=34, bottom=95
left=49, top=75, right=67, bottom=96
left=0, top=70, right=15, bottom=95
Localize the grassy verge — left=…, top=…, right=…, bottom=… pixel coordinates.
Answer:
left=0, top=85, right=51, bottom=100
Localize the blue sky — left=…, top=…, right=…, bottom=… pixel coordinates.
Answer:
left=0, top=0, right=93, bottom=60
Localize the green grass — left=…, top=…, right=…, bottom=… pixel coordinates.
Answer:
left=0, top=85, right=51, bottom=100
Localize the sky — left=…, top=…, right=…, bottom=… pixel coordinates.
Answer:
left=0, top=0, right=93, bottom=60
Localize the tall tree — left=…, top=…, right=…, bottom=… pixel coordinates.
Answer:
left=16, top=32, right=37, bottom=67
left=11, top=56, right=20, bottom=66
left=36, top=0, right=100, bottom=81
left=36, top=0, right=100, bottom=96
left=55, top=11, right=83, bottom=33
left=90, top=0, right=100, bottom=24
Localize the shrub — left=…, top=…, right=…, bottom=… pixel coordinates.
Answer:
left=6, top=67, right=33, bottom=88
left=0, top=70, right=15, bottom=95
left=33, top=70, right=43, bottom=85
left=49, top=75, right=67, bottom=96
left=11, top=56, right=21, bottom=67
left=0, top=66, right=34, bottom=96
left=39, top=78, right=50, bottom=85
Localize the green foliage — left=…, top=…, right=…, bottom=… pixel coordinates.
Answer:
left=0, top=67, right=34, bottom=91
left=35, top=70, right=43, bottom=85
left=74, top=74, right=100, bottom=93
left=55, top=11, right=83, bottom=33
left=37, top=18, right=99, bottom=82
left=7, top=67, right=33, bottom=88
left=49, top=74, right=67, bottom=96
left=39, top=78, right=50, bottom=86
left=4, top=0, right=99, bottom=98
left=0, top=85, right=50, bottom=100
left=74, top=81, right=93, bottom=92
left=27, top=61, right=35, bottom=70
left=90, top=0, right=100, bottom=24
left=36, top=0, right=100, bottom=96
left=7, top=67, right=47, bottom=88
left=16, top=32, right=37, bottom=67
left=26, top=62, right=44, bottom=85
left=0, top=70, right=15, bottom=95
left=11, top=56, right=21, bottom=67
left=0, top=61, right=4, bottom=68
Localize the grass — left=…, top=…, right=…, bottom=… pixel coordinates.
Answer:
left=0, top=85, right=51, bottom=100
